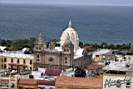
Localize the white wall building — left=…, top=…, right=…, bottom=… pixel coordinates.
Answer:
left=0, top=51, right=34, bottom=70
left=103, top=61, right=133, bottom=89
left=103, top=74, right=133, bottom=89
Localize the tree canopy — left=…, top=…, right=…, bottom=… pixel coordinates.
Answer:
left=74, top=67, right=86, bottom=77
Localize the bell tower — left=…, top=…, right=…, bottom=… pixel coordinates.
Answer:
left=33, top=33, right=46, bottom=69
left=62, top=38, right=74, bottom=67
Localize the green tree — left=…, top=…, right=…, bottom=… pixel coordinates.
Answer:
left=74, top=67, right=86, bottom=77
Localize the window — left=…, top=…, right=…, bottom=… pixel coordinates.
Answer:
left=11, top=58, right=13, bottom=63
left=4, top=58, right=6, bottom=62
left=17, top=59, right=19, bottom=63
left=65, top=57, right=67, bottom=60
left=37, top=54, right=39, bottom=58
left=49, top=57, right=53, bottom=62
left=126, top=81, right=131, bottom=88
left=30, top=67, right=32, bottom=70
left=65, top=61, right=67, bottom=64
left=126, top=82, right=130, bottom=85
left=4, top=64, right=6, bottom=69
left=30, top=60, right=32, bottom=65
left=96, top=55, right=99, bottom=57
left=65, top=57, right=67, bottom=64
left=23, top=59, right=26, bottom=64
left=64, top=49, right=69, bottom=52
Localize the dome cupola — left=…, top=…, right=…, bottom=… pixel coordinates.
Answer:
left=60, top=19, right=79, bottom=52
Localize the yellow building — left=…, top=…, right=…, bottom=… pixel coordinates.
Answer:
left=0, top=51, right=34, bottom=70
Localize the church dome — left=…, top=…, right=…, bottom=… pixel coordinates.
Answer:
left=60, top=20, right=79, bottom=52
left=62, top=39, right=73, bottom=47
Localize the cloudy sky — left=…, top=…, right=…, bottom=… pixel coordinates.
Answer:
left=1, top=0, right=133, bottom=6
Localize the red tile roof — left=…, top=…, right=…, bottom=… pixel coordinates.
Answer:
left=56, top=76, right=103, bottom=89
left=38, top=80, right=55, bottom=86
left=45, top=69, right=61, bottom=76
left=18, top=79, right=38, bottom=85
left=88, top=63, right=103, bottom=70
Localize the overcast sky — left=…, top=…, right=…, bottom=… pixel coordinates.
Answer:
left=1, top=0, right=133, bottom=6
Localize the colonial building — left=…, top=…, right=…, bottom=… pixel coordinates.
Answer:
left=33, top=20, right=92, bottom=69
left=0, top=50, right=34, bottom=70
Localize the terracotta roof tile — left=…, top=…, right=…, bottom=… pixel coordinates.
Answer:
left=18, top=79, right=38, bottom=85
left=38, top=80, right=55, bottom=86
left=45, top=69, right=61, bottom=76
left=88, top=63, right=103, bottom=70
left=56, top=76, right=103, bottom=88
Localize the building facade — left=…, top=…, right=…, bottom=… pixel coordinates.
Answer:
left=0, top=51, right=34, bottom=70
left=103, top=61, right=133, bottom=89
left=103, top=74, right=133, bottom=89
left=33, top=20, right=92, bottom=69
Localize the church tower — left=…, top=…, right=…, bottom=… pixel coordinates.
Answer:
left=33, top=33, right=46, bottom=69
left=62, top=37, right=74, bottom=67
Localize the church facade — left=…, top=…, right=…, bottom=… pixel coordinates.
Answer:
left=33, top=20, right=92, bottom=69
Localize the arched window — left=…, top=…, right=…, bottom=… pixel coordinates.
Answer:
left=37, top=54, right=40, bottom=61
left=11, top=58, right=13, bottom=63
left=4, top=64, right=6, bottom=69
left=65, top=57, right=67, bottom=60
left=17, top=59, right=19, bottom=63
left=65, top=61, right=68, bottom=64
left=23, top=59, right=26, bottom=64
left=4, top=58, right=7, bottom=62
left=30, top=60, right=32, bottom=65
left=37, top=54, right=39, bottom=58
left=65, top=57, right=68, bottom=64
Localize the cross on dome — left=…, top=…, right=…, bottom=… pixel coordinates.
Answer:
left=68, top=19, right=72, bottom=27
